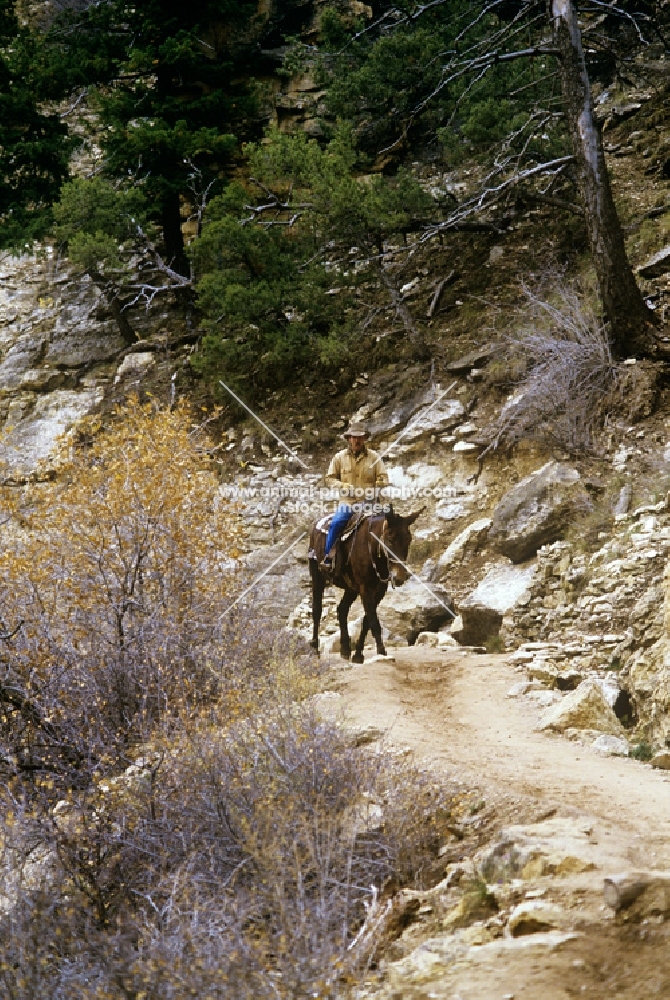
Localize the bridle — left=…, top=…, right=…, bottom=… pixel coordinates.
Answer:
left=369, top=518, right=403, bottom=586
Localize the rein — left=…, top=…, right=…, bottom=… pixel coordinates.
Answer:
left=368, top=518, right=394, bottom=585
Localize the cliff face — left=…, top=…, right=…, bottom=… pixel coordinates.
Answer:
left=0, top=253, right=120, bottom=480
left=0, top=245, right=196, bottom=481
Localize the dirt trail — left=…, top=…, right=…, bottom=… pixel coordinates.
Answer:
left=332, top=647, right=670, bottom=999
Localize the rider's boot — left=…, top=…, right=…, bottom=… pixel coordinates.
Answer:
left=320, top=548, right=335, bottom=576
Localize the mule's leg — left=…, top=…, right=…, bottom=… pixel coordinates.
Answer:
left=310, top=567, right=324, bottom=653
left=337, top=588, right=357, bottom=660
left=352, top=614, right=369, bottom=664
left=363, top=593, right=387, bottom=657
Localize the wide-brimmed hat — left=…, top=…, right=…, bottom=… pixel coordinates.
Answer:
left=343, top=421, right=369, bottom=439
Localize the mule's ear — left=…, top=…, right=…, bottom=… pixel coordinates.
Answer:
left=405, top=506, right=426, bottom=525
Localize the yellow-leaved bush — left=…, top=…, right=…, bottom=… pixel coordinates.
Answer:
left=0, top=397, right=247, bottom=775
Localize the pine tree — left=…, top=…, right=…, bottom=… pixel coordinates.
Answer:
left=313, top=0, right=663, bottom=355
left=45, top=0, right=264, bottom=275
left=0, top=0, right=71, bottom=249
left=191, top=127, right=435, bottom=392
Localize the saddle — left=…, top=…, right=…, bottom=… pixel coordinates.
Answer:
left=309, top=510, right=369, bottom=580
left=313, top=509, right=369, bottom=541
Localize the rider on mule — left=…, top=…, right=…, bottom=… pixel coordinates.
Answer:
left=321, top=421, right=390, bottom=572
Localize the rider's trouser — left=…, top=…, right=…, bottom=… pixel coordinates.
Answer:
left=324, top=503, right=352, bottom=555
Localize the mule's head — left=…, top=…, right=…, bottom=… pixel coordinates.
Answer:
left=381, top=507, right=425, bottom=586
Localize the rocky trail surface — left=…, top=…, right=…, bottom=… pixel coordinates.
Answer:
left=323, top=647, right=670, bottom=999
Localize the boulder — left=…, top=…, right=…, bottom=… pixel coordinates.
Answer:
left=452, top=562, right=536, bottom=646
left=488, top=461, right=588, bottom=563
left=414, top=630, right=459, bottom=650
left=400, top=395, right=466, bottom=444
left=380, top=578, right=455, bottom=644
left=604, top=872, right=670, bottom=920
left=536, top=679, right=624, bottom=736
left=415, top=631, right=439, bottom=648
left=431, top=518, right=492, bottom=581
left=592, top=734, right=629, bottom=756
left=367, top=386, right=465, bottom=441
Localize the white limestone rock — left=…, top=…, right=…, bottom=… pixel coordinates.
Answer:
left=0, top=387, right=104, bottom=479
left=454, top=562, right=537, bottom=646
left=592, top=734, right=629, bottom=756
left=488, top=461, right=588, bottom=563
left=477, top=816, right=598, bottom=882
left=431, top=518, right=492, bottom=581
left=381, top=578, right=455, bottom=644
left=536, top=679, right=624, bottom=736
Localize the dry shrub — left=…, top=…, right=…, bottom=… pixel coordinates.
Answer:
left=482, top=281, right=619, bottom=456
left=0, top=707, right=462, bottom=999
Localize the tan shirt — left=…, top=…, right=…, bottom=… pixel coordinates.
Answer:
left=325, top=445, right=390, bottom=496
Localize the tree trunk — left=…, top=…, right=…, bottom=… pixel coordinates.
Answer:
left=377, top=260, right=429, bottom=357
left=551, top=0, right=656, bottom=356
left=161, top=188, right=190, bottom=279
left=88, top=269, right=136, bottom=347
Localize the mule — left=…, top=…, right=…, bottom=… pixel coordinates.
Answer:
left=308, top=507, right=423, bottom=663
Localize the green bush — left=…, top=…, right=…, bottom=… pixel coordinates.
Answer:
left=190, top=128, right=434, bottom=394
left=52, top=176, right=148, bottom=276
left=630, top=740, right=653, bottom=762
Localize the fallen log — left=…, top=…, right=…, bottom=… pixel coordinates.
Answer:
left=604, top=872, right=670, bottom=913
left=426, top=270, right=457, bottom=318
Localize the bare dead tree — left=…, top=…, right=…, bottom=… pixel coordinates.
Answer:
left=550, top=0, right=657, bottom=356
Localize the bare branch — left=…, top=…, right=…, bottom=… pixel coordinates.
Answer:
left=0, top=620, right=24, bottom=642
left=239, top=180, right=314, bottom=226
left=423, top=154, right=574, bottom=240
left=377, top=262, right=423, bottom=346
left=582, top=0, right=652, bottom=45
left=60, top=88, right=88, bottom=117
left=427, top=270, right=456, bottom=318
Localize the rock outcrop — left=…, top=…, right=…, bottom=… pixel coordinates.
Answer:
left=363, top=387, right=466, bottom=444
left=0, top=253, right=153, bottom=479
left=0, top=387, right=104, bottom=479
left=488, top=461, right=587, bottom=563
left=477, top=816, right=598, bottom=880
left=453, top=562, right=536, bottom=646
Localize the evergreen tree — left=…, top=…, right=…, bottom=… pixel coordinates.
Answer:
left=191, top=127, right=435, bottom=393
left=0, top=0, right=71, bottom=249
left=44, top=0, right=265, bottom=275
